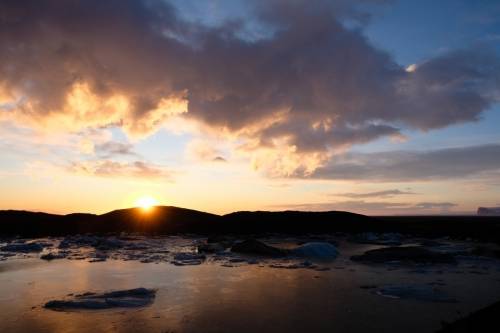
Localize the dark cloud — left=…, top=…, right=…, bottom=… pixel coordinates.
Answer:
left=413, top=202, right=457, bottom=210
left=331, top=189, right=416, bottom=198
left=312, top=144, right=500, bottom=182
left=212, top=156, right=227, bottom=162
left=0, top=0, right=499, bottom=172
left=0, top=0, right=190, bottom=135
left=95, top=141, right=135, bottom=157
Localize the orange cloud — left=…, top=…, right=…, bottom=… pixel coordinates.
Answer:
left=2, top=82, right=188, bottom=139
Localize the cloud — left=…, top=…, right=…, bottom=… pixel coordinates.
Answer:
left=0, top=120, right=113, bottom=158
left=270, top=200, right=458, bottom=215
left=311, top=144, right=500, bottom=182
left=186, top=139, right=228, bottom=162
left=213, top=156, right=227, bottom=162
left=331, top=189, right=416, bottom=198
left=413, top=202, right=457, bottom=210
left=68, top=160, right=171, bottom=180
left=0, top=0, right=499, bottom=176
left=94, top=141, right=136, bottom=158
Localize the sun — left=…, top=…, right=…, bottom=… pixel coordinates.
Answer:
left=134, top=196, right=158, bottom=211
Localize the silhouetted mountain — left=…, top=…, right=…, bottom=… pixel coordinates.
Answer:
left=478, top=207, right=500, bottom=216
left=0, top=210, right=96, bottom=236
left=1, top=206, right=500, bottom=242
left=0, top=206, right=217, bottom=236
left=97, top=206, right=219, bottom=234
left=220, top=210, right=374, bottom=234
left=0, top=206, right=373, bottom=237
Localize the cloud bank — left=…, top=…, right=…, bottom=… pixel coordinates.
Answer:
left=272, top=200, right=458, bottom=215
left=331, top=189, right=416, bottom=198
left=312, top=143, right=500, bottom=182
left=0, top=0, right=499, bottom=176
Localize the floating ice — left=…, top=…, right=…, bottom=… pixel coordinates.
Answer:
left=197, top=242, right=226, bottom=253
left=290, top=242, right=339, bottom=261
left=375, top=284, right=457, bottom=303
left=58, top=236, right=124, bottom=250
left=171, top=252, right=206, bottom=266
left=352, top=246, right=456, bottom=264
left=1, top=242, right=45, bottom=253
left=349, top=232, right=402, bottom=246
left=231, top=239, right=286, bottom=257
left=44, top=288, right=157, bottom=311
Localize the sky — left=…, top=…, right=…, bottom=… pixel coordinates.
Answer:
left=0, top=0, right=500, bottom=215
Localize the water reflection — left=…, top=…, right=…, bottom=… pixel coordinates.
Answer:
left=0, top=250, right=499, bottom=332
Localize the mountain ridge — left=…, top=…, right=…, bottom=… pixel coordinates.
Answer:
left=1, top=206, right=500, bottom=242
left=0, top=206, right=371, bottom=236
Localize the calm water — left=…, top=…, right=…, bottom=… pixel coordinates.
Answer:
left=1, top=238, right=500, bottom=333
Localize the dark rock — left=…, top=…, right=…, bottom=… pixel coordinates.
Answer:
left=348, top=232, right=402, bottom=246
left=207, top=235, right=232, bottom=244
left=58, top=239, right=72, bottom=249
left=231, top=239, right=286, bottom=257
left=351, top=246, right=456, bottom=264
left=470, top=246, right=500, bottom=259
left=427, top=244, right=471, bottom=256
left=419, top=239, right=445, bottom=247
left=94, top=238, right=124, bottom=251
left=206, top=235, right=235, bottom=249
left=437, top=299, right=500, bottom=332
left=360, top=285, right=378, bottom=289
left=40, top=252, right=64, bottom=260
left=197, top=243, right=225, bottom=253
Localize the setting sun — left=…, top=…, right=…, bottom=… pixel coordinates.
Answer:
left=135, top=196, right=158, bottom=211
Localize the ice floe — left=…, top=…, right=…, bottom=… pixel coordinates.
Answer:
left=1, top=242, right=45, bottom=253
left=44, top=288, right=157, bottom=310
left=375, top=284, right=456, bottom=303
left=349, top=232, right=402, bottom=246
left=352, top=246, right=456, bottom=264
left=289, top=242, right=339, bottom=261
left=171, top=252, right=206, bottom=266
left=231, top=239, right=286, bottom=257
left=0, top=234, right=498, bottom=275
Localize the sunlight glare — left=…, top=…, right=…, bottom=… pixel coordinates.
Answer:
left=135, top=196, right=158, bottom=211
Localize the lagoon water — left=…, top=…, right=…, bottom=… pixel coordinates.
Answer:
left=1, top=237, right=500, bottom=333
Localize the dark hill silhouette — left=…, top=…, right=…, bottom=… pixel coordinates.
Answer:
left=1, top=206, right=500, bottom=242
left=221, top=210, right=374, bottom=234
left=0, top=206, right=373, bottom=237
left=97, top=206, right=219, bottom=234
left=0, top=206, right=218, bottom=237
left=0, top=210, right=80, bottom=236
